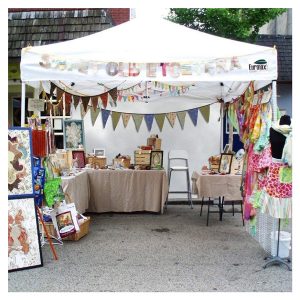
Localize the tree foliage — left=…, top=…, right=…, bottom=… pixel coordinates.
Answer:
left=168, top=8, right=287, bottom=41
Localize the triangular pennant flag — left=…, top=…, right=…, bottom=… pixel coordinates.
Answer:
left=188, top=108, right=199, bottom=126
left=144, top=114, right=154, bottom=132
left=108, top=87, right=118, bottom=101
left=111, top=111, right=121, bottom=130
left=100, top=92, right=108, bottom=109
left=132, top=114, right=143, bottom=132
left=80, top=103, right=89, bottom=119
left=91, top=96, right=99, bottom=111
left=90, top=107, right=100, bottom=126
left=101, top=109, right=111, bottom=128
left=199, top=105, right=210, bottom=123
left=122, top=113, right=131, bottom=128
left=73, top=95, right=80, bottom=110
left=177, top=111, right=186, bottom=129
left=49, top=82, right=56, bottom=98
left=56, top=87, right=64, bottom=101
left=65, top=93, right=72, bottom=104
left=109, top=94, right=117, bottom=107
left=166, top=112, right=176, bottom=128
left=81, top=96, right=90, bottom=112
left=155, top=114, right=166, bottom=132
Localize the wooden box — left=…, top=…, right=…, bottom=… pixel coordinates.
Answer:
left=86, top=156, right=107, bottom=169
left=40, top=217, right=91, bottom=241
left=134, top=150, right=151, bottom=165
left=147, top=138, right=161, bottom=150
left=63, top=217, right=91, bottom=241
left=113, top=157, right=131, bottom=168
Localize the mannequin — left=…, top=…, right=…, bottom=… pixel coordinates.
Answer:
left=260, top=114, right=292, bottom=219
left=269, top=115, right=291, bottom=159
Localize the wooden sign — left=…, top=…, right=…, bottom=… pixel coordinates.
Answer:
left=28, top=98, right=45, bottom=112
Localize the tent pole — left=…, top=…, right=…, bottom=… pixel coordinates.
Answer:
left=271, top=80, right=277, bottom=122
left=21, top=82, right=26, bottom=126
left=220, top=102, right=224, bottom=153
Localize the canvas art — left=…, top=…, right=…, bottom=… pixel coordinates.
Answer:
left=64, top=120, right=85, bottom=150
left=8, top=128, right=34, bottom=198
left=8, top=197, right=43, bottom=272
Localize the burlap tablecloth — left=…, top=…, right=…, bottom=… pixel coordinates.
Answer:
left=61, top=171, right=90, bottom=214
left=192, top=171, right=242, bottom=200
left=61, top=169, right=168, bottom=214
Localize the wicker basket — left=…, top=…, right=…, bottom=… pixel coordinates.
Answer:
left=113, top=157, right=131, bottom=168
left=63, top=216, right=91, bottom=241
left=86, top=156, right=107, bottom=169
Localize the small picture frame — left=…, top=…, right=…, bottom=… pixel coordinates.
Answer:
left=63, top=120, right=85, bottom=150
left=72, top=150, right=86, bottom=168
left=93, top=148, right=105, bottom=157
left=218, top=153, right=233, bottom=174
left=223, top=144, right=230, bottom=153
left=150, top=151, right=164, bottom=169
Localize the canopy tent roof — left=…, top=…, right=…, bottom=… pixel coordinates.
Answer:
left=20, top=16, right=277, bottom=113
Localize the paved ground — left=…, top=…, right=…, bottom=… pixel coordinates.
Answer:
left=8, top=205, right=292, bottom=292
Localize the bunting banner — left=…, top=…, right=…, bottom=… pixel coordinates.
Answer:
left=80, top=103, right=89, bottom=119
left=91, top=96, right=99, bottom=112
left=166, top=112, right=176, bottom=128
left=81, top=96, right=90, bottom=112
left=49, top=82, right=56, bottom=98
left=112, top=111, right=121, bottom=130
left=177, top=111, right=186, bottom=130
left=155, top=114, right=165, bottom=132
left=144, top=114, right=154, bottom=132
left=132, top=114, right=143, bottom=132
left=56, top=88, right=64, bottom=101
left=188, top=108, right=199, bottom=126
left=91, top=107, right=100, bottom=126
left=199, top=105, right=210, bottom=123
left=122, top=113, right=131, bottom=128
left=73, top=95, right=80, bottom=110
left=101, top=109, right=111, bottom=128
left=100, top=92, right=108, bottom=109
left=109, top=87, right=118, bottom=102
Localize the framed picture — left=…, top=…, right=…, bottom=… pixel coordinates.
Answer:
left=218, top=153, right=233, bottom=174
left=150, top=151, right=164, bottom=169
left=72, top=150, right=86, bottom=168
left=8, top=128, right=35, bottom=199
left=8, top=197, right=43, bottom=272
left=93, top=148, right=105, bottom=157
left=63, top=120, right=85, bottom=150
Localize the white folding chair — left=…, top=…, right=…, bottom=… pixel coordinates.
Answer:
left=165, top=150, right=193, bottom=209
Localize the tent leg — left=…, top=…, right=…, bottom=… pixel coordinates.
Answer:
left=271, top=80, right=277, bottom=122
left=21, top=82, right=26, bottom=126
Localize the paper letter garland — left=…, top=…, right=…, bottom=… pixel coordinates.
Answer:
left=144, top=114, right=154, bottom=132
left=188, top=108, right=199, bottom=126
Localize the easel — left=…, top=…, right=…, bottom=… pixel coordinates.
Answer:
left=36, top=205, right=59, bottom=260
left=263, top=218, right=292, bottom=271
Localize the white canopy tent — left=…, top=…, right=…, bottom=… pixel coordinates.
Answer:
left=20, top=16, right=278, bottom=122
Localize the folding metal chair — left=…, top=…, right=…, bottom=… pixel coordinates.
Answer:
left=165, top=150, right=193, bottom=209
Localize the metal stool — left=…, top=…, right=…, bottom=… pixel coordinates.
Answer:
left=165, top=150, right=193, bottom=209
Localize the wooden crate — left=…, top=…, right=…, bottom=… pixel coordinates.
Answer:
left=39, top=221, right=58, bottom=238
left=147, top=138, right=161, bottom=150
left=134, top=150, right=151, bottom=165
left=86, top=156, right=107, bottom=169
left=63, top=217, right=91, bottom=241
left=113, top=158, right=131, bottom=168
